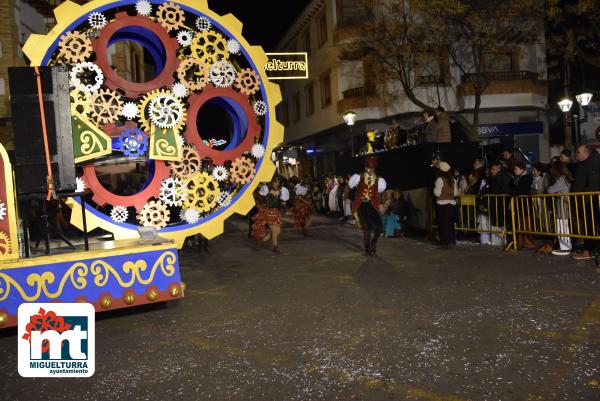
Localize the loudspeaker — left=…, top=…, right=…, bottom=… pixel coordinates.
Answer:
left=8, top=66, right=76, bottom=195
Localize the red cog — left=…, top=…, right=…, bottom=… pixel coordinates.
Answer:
left=184, top=85, right=260, bottom=165
left=93, top=12, right=180, bottom=99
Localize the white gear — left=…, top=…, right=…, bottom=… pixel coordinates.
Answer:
left=253, top=100, right=267, bottom=116
left=159, top=177, right=188, bottom=207
left=121, top=102, right=138, bottom=120
left=0, top=201, right=6, bottom=221
left=212, top=165, right=228, bottom=182
left=195, top=16, right=211, bottom=31
left=88, top=12, right=108, bottom=29
left=176, top=30, right=194, bottom=47
left=182, top=208, right=200, bottom=224
left=227, top=39, right=241, bottom=55
left=217, top=192, right=232, bottom=207
left=110, top=205, right=129, bottom=223
left=251, top=143, right=265, bottom=159
left=171, top=82, right=188, bottom=98
left=75, top=177, right=86, bottom=193
left=148, top=94, right=184, bottom=128
left=176, top=134, right=185, bottom=146
left=135, top=0, right=152, bottom=16
left=209, top=60, right=236, bottom=88
left=70, top=62, right=104, bottom=93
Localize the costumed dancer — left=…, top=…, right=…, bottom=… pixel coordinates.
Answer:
left=293, top=181, right=314, bottom=236
left=251, top=176, right=290, bottom=253
left=349, top=157, right=387, bottom=255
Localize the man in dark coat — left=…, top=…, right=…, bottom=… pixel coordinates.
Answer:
left=571, top=145, right=600, bottom=260
left=482, top=161, right=512, bottom=228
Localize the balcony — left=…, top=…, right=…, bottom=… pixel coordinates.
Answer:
left=336, top=86, right=379, bottom=113
left=459, top=70, right=547, bottom=97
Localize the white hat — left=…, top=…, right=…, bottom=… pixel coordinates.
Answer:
left=438, top=161, right=451, bottom=172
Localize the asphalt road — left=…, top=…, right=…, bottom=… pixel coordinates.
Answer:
left=1, top=215, right=600, bottom=401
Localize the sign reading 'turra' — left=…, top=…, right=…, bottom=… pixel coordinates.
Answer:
left=264, top=52, right=309, bottom=80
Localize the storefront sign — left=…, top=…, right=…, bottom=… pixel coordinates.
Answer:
left=265, top=52, right=309, bottom=80
left=477, top=121, right=544, bottom=137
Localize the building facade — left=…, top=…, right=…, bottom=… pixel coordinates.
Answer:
left=275, top=0, right=551, bottom=179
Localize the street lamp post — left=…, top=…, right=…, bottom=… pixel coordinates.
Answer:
left=343, top=110, right=357, bottom=158
left=558, top=92, right=593, bottom=149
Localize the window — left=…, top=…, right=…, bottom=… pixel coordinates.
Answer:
left=416, top=52, right=448, bottom=85
left=316, top=7, right=328, bottom=47
left=276, top=101, right=289, bottom=127
left=292, top=92, right=301, bottom=123
left=320, top=71, right=332, bottom=108
left=483, top=53, right=514, bottom=72
left=337, top=0, right=370, bottom=27
left=304, top=82, right=315, bottom=116
left=303, top=29, right=311, bottom=55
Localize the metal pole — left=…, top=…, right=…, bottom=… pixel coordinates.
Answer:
left=350, top=125, right=354, bottom=158
left=573, top=114, right=580, bottom=149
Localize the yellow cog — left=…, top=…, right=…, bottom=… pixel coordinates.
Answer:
left=137, top=200, right=170, bottom=229
left=70, top=89, right=93, bottom=116
left=183, top=172, right=220, bottom=213
left=0, top=232, right=11, bottom=255
left=190, top=30, right=229, bottom=65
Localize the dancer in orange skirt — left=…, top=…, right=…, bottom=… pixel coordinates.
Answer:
left=251, top=176, right=289, bottom=253
left=293, top=180, right=314, bottom=236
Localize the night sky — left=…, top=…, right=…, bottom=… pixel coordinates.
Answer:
left=206, top=0, right=311, bottom=50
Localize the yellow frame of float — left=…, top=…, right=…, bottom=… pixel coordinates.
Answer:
left=0, top=241, right=175, bottom=270
left=22, top=0, right=284, bottom=248
left=0, top=143, right=19, bottom=261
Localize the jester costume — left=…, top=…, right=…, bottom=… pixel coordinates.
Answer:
left=349, top=157, right=387, bottom=255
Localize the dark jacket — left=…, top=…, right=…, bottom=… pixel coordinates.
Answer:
left=487, top=170, right=512, bottom=195
left=482, top=170, right=512, bottom=227
left=512, top=173, right=533, bottom=196
left=571, top=151, right=600, bottom=193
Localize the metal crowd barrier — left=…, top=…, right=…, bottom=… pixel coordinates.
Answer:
left=512, top=192, right=600, bottom=242
left=431, top=194, right=514, bottom=248
left=430, top=192, right=600, bottom=251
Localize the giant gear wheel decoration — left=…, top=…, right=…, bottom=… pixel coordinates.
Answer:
left=25, top=0, right=283, bottom=246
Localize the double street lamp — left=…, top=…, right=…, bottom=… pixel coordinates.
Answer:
left=557, top=92, right=593, bottom=149
left=343, top=110, right=357, bottom=157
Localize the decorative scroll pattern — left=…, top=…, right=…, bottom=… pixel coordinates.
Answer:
left=0, top=251, right=177, bottom=303
left=149, top=126, right=182, bottom=161
left=72, top=113, right=112, bottom=163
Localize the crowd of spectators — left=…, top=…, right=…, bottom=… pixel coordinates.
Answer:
left=433, top=144, right=600, bottom=265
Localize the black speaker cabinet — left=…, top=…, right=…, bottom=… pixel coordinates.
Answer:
left=8, top=66, right=76, bottom=195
